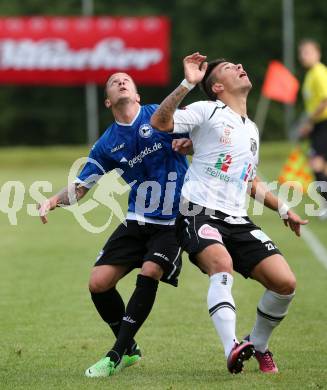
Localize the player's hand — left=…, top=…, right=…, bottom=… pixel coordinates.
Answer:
left=172, top=138, right=194, bottom=155
left=38, top=197, right=58, bottom=224
left=183, top=52, right=208, bottom=85
left=282, top=209, right=309, bottom=237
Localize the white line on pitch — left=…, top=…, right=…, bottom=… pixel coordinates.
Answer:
left=257, top=171, right=327, bottom=271
left=301, top=226, right=327, bottom=270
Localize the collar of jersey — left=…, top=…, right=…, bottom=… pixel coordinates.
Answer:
left=216, top=99, right=248, bottom=121
left=215, top=99, right=226, bottom=109
left=115, top=106, right=141, bottom=127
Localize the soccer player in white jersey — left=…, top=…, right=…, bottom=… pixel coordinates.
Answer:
left=151, top=53, right=308, bottom=374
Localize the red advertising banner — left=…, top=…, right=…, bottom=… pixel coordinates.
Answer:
left=0, top=16, right=170, bottom=85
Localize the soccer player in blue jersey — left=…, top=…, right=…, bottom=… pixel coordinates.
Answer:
left=38, top=72, right=189, bottom=377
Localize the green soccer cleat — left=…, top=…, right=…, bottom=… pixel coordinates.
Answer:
left=122, top=344, right=142, bottom=368
left=85, top=356, right=122, bottom=378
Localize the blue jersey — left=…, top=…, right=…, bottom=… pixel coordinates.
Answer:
left=77, top=104, right=188, bottom=221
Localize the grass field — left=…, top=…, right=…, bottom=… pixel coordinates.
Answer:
left=0, top=142, right=326, bottom=389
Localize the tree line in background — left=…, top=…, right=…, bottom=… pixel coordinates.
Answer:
left=0, top=0, right=326, bottom=145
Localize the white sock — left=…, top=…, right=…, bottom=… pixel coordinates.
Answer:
left=207, top=272, right=237, bottom=358
left=250, top=289, right=295, bottom=353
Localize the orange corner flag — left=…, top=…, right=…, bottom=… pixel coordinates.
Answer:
left=262, top=61, right=299, bottom=104
left=278, top=147, right=313, bottom=193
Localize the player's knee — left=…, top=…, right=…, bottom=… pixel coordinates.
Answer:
left=283, top=275, right=296, bottom=294
left=89, top=278, right=106, bottom=293
left=140, top=261, right=163, bottom=280
left=88, top=273, right=115, bottom=293
left=196, top=245, right=233, bottom=275
left=205, top=256, right=233, bottom=275
left=275, top=274, right=297, bottom=295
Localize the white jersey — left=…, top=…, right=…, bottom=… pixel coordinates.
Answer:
left=173, top=100, right=259, bottom=216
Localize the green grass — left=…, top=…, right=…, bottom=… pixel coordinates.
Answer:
left=0, top=143, right=326, bottom=389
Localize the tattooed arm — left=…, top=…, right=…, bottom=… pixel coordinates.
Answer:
left=151, top=85, right=191, bottom=131
left=151, top=52, right=208, bottom=132
left=38, top=183, right=89, bottom=224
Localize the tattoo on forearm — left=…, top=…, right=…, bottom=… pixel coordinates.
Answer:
left=154, top=85, right=190, bottom=125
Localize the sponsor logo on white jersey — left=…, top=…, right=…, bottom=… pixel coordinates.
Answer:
left=205, top=166, right=230, bottom=182
left=219, top=123, right=234, bottom=145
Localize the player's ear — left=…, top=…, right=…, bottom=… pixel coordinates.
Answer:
left=104, top=98, right=112, bottom=108
left=212, top=82, right=224, bottom=95
left=136, top=93, right=141, bottom=103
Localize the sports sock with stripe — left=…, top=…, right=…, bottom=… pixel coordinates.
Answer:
left=207, top=272, right=237, bottom=358
left=250, top=289, right=295, bottom=352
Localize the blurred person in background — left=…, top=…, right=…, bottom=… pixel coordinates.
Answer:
left=38, top=72, right=191, bottom=378
left=298, top=39, right=327, bottom=219
left=151, top=52, right=308, bottom=374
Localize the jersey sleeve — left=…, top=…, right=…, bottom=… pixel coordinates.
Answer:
left=172, top=101, right=207, bottom=134
left=75, top=140, right=115, bottom=189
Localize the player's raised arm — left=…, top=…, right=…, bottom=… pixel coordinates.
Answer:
left=38, top=183, right=89, bottom=224
left=151, top=52, right=208, bottom=132
left=249, top=176, right=308, bottom=236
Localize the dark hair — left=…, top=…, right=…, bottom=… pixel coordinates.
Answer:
left=200, top=58, right=227, bottom=100
left=298, top=38, right=321, bottom=52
